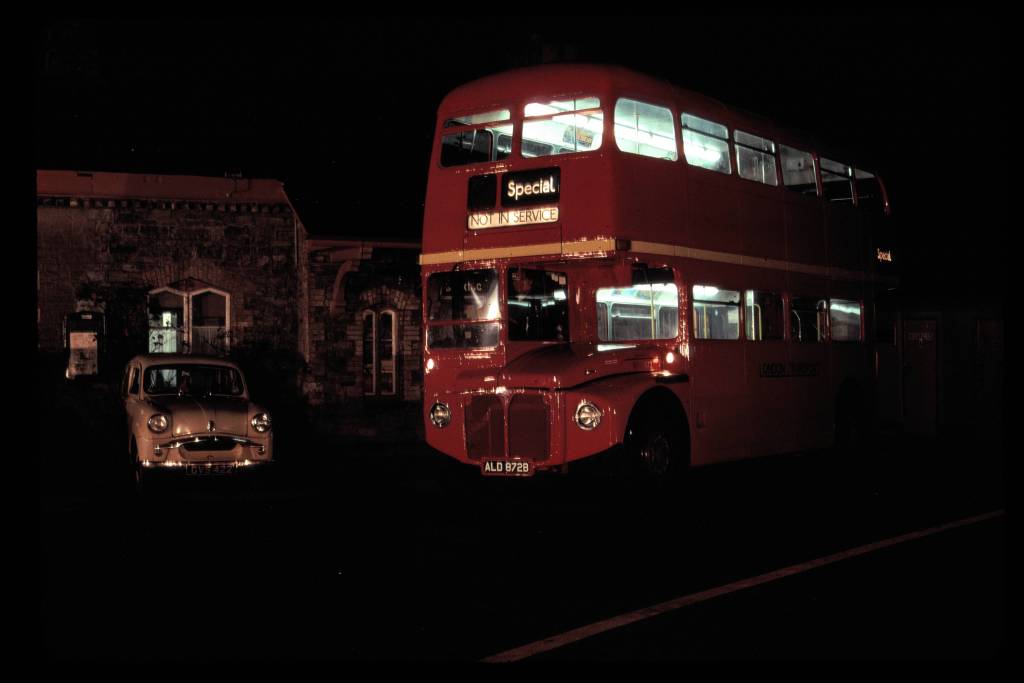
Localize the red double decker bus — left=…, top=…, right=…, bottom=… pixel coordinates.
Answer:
left=420, top=64, right=895, bottom=479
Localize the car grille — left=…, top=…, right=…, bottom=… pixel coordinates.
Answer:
left=180, top=437, right=239, bottom=452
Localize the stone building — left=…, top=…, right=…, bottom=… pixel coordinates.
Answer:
left=300, top=236, right=422, bottom=439
left=37, top=169, right=424, bottom=440
left=37, top=170, right=305, bottom=371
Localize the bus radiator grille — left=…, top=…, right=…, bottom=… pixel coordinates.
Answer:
left=509, top=394, right=550, bottom=461
left=465, top=395, right=504, bottom=460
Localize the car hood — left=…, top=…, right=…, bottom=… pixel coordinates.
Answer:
left=148, top=395, right=252, bottom=437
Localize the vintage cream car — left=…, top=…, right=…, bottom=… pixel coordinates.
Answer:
left=121, top=354, right=272, bottom=487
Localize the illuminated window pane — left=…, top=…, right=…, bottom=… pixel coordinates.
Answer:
left=682, top=130, right=731, bottom=174
left=829, top=299, right=862, bottom=342
left=596, top=283, right=678, bottom=341
left=682, top=113, right=731, bottom=174
left=524, top=97, right=600, bottom=117
left=614, top=98, right=678, bottom=161
left=692, top=285, right=740, bottom=340
left=780, top=145, right=817, bottom=195
left=522, top=99, right=604, bottom=157
left=444, top=109, right=511, bottom=127
left=734, top=130, right=778, bottom=185
left=734, top=130, right=774, bottom=153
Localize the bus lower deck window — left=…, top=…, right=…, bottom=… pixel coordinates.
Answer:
left=791, top=297, right=828, bottom=342
left=596, top=283, right=679, bottom=341
left=692, top=285, right=740, bottom=340
left=744, top=290, right=784, bottom=340
left=829, top=299, right=863, bottom=342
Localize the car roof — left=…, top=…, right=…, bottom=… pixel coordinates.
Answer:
left=126, top=353, right=242, bottom=371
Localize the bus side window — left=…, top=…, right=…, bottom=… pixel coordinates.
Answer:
left=791, top=297, right=828, bottom=342
left=614, top=98, right=678, bottom=161
left=829, top=299, right=863, bottom=342
left=820, top=158, right=854, bottom=204
left=780, top=145, right=818, bottom=195
left=744, top=291, right=784, bottom=340
left=692, top=285, right=740, bottom=340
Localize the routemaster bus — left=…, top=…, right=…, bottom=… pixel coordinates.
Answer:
left=420, top=64, right=896, bottom=479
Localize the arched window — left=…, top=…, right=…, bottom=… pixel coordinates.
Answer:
left=361, top=309, right=398, bottom=396
left=147, top=285, right=231, bottom=355
left=148, top=287, right=187, bottom=353
left=191, top=288, right=231, bottom=354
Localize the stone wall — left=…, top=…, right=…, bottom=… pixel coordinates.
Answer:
left=304, top=243, right=423, bottom=437
left=36, top=197, right=302, bottom=376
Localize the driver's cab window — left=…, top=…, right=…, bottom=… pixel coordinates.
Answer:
left=129, top=367, right=140, bottom=395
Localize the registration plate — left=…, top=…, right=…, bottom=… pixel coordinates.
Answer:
left=480, top=460, right=533, bottom=477
left=186, top=463, right=235, bottom=476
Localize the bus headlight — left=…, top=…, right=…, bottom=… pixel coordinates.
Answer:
left=429, top=402, right=452, bottom=428
left=575, top=401, right=602, bottom=430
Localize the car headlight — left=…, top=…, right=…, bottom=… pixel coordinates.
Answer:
left=429, top=402, right=451, bottom=428
left=147, top=414, right=170, bottom=433
left=251, top=413, right=271, bottom=433
left=575, top=401, right=602, bottom=430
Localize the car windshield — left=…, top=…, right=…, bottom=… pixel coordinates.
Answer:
left=144, top=364, right=245, bottom=397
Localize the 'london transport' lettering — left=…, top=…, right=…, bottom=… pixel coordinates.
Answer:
left=468, top=206, right=559, bottom=230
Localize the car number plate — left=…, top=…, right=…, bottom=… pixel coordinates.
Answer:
left=480, top=460, right=533, bottom=477
left=186, top=463, right=233, bottom=475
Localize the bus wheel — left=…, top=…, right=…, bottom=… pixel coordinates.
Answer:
left=625, top=405, right=686, bottom=486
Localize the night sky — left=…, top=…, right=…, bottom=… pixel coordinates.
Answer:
left=35, top=16, right=1005, bottom=298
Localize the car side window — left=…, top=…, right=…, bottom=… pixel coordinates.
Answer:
left=129, top=367, right=140, bottom=395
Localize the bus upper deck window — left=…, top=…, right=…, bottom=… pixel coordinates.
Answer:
left=440, top=109, right=513, bottom=168
left=523, top=97, right=604, bottom=158
left=854, top=169, right=884, bottom=213
left=780, top=145, right=818, bottom=195
left=614, top=98, right=678, bottom=161
left=820, top=157, right=854, bottom=204
left=734, top=130, right=778, bottom=185
left=682, top=113, right=731, bottom=174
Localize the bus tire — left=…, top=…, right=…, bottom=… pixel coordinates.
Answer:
left=624, top=395, right=689, bottom=487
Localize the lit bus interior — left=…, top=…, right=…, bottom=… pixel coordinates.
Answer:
left=438, top=97, right=887, bottom=211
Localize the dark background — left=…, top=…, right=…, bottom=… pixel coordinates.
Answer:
left=35, top=14, right=1006, bottom=298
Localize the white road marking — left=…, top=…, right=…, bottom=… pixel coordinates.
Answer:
left=481, top=509, right=1004, bottom=662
